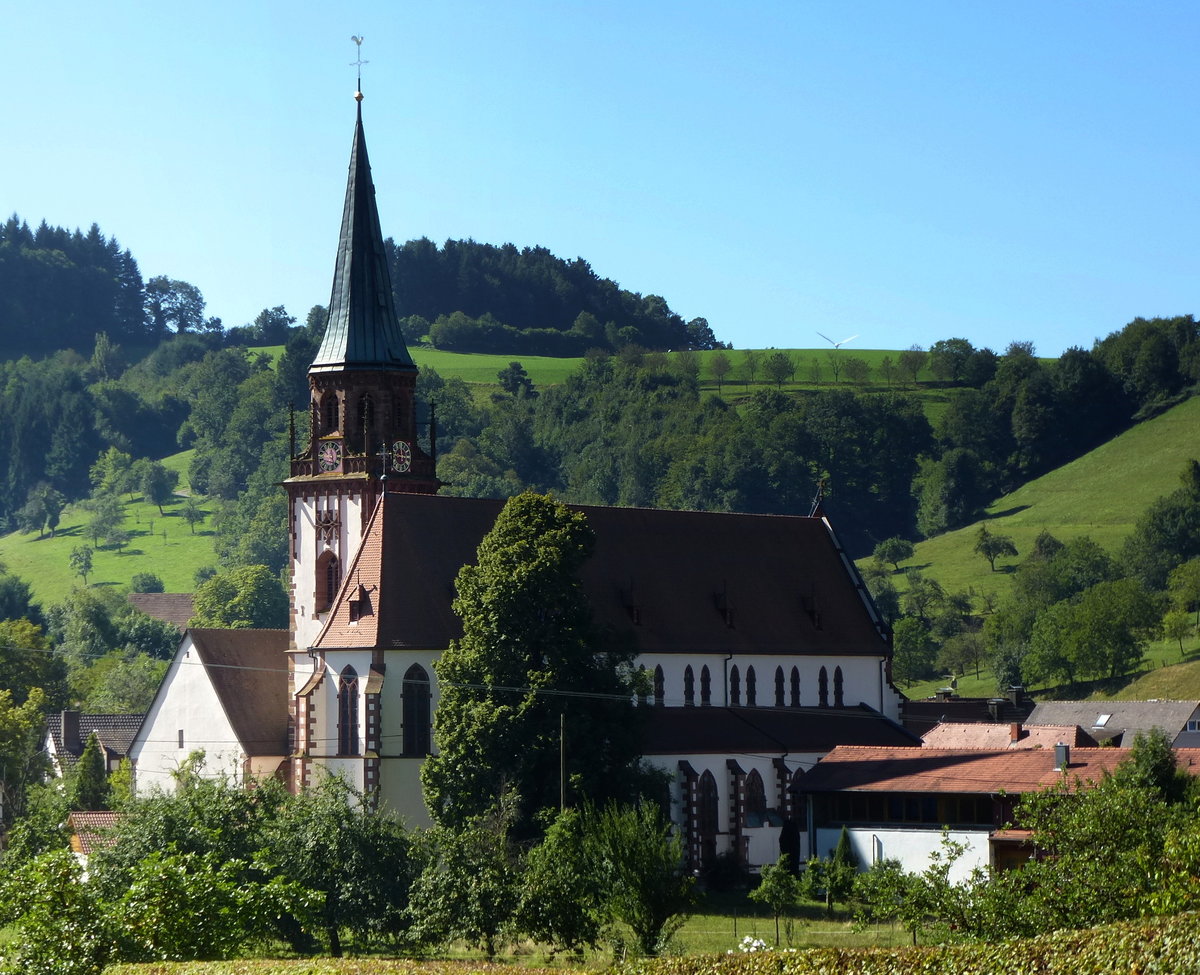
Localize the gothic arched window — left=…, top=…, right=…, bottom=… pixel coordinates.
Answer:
left=684, top=666, right=695, bottom=706
left=774, top=666, right=785, bottom=707
left=315, top=551, right=340, bottom=613
left=402, top=664, right=431, bottom=755
left=834, top=666, right=845, bottom=707
left=818, top=666, right=829, bottom=708
left=730, top=665, right=741, bottom=706
left=654, top=665, right=665, bottom=706
left=790, top=667, right=801, bottom=707
left=746, top=666, right=757, bottom=707
left=338, top=666, right=359, bottom=755
left=698, top=769, right=719, bottom=867
left=745, top=769, right=767, bottom=827
left=355, top=393, right=374, bottom=453
left=700, top=665, right=711, bottom=706
left=322, top=393, right=338, bottom=434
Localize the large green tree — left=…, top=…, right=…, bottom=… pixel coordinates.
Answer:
left=190, top=565, right=287, bottom=629
left=421, top=492, right=646, bottom=836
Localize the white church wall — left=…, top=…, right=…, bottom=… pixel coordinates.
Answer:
left=129, top=635, right=245, bottom=795
left=292, top=492, right=367, bottom=650
left=379, top=758, right=432, bottom=827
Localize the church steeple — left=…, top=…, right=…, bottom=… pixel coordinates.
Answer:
left=286, top=92, right=439, bottom=652
left=310, top=99, right=415, bottom=373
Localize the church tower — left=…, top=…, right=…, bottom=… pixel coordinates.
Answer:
left=285, top=92, right=438, bottom=652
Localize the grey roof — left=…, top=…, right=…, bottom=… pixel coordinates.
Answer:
left=1026, top=700, right=1200, bottom=746
left=46, top=712, right=144, bottom=769
left=309, top=101, right=415, bottom=374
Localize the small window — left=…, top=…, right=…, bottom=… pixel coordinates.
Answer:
left=684, top=666, right=695, bottom=706
left=833, top=666, right=844, bottom=708
left=730, top=665, right=741, bottom=706
left=790, top=667, right=801, bottom=707
left=818, top=666, right=829, bottom=708
left=774, top=666, right=785, bottom=707
left=700, top=665, right=711, bottom=706
left=746, top=666, right=757, bottom=707
left=1188, top=720, right=1200, bottom=733
left=178, top=729, right=184, bottom=749
left=1095, top=713, right=1111, bottom=727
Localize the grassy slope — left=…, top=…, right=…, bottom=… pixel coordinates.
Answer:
left=0, top=450, right=217, bottom=606
left=888, top=396, right=1200, bottom=701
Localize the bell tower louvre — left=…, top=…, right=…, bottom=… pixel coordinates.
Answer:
left=285, top=89, right=439, bottom=652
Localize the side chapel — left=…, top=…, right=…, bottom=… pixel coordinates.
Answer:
left=133, top=92, right=914, bottom=873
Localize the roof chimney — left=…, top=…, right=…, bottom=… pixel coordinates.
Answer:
left=1010, top=722, right=1022, bottom=742
left=1055, top=742, right=1070, bottom=771
left=61, top=710, right=80, bottom=753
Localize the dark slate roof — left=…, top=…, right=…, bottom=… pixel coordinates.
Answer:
left=794, top=745, right=1200, bottom=796
left=1026, top=700, right=1200, bottom=747
left=901, top=695, right=1035, bottom=737
left=187, top=628, right=290, bottom=756
left=46, top=712, right=144, bottom=768
left=641, top=705, right=920, bottom=756
left=127, top=592, right=195, bottom=631
left=313, top=493, right=890, bottom=656
left=309, top=101, right=415, bottom=374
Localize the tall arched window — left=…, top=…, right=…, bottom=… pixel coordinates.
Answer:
left=338, top=666, right=359, bottom=755
left=350, top=392, right=374, bottom=453
left=322, top=393, right=338, bottom=433
left=790, top=667, right=801, bottom=707
left=654, top=665, right=665, bottom=706
left=698, top=770, right=719, bottom=867
left=684, top=666, right=695, bottom=706
left=774, top=667, right=785, bottom=707
left=700, top=665, right=712, bottom=706
left=402, top=664, right=431, bottom=755
left=746, top=666, right=757, bottom=707
left=818, top=666, right=829, bottom=708
left=834, top=666, right=845, bottom=707
left=745, top=769, right=767, bottom=827
left=315, top=551, right=340, bottom=613
left=730, top=665, right=741, bottom=706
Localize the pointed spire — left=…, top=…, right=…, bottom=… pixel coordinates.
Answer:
left=310, top=98, right=415, bottom=373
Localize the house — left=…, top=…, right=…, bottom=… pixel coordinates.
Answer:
left=133, top=90, right=910, bottom=873
left=1025, top=700, right=1200, bottom=747
left=921, top=722, right=1096, bottom=749
left=900, top=689, right=1035, bottom=737
left=127, top=629, right=288, bottom=793
left=66, top=810, right=122, bottom=872
left=794, top=744, right=1200, bottom=879
left=44, top=711, right=143, bottom=778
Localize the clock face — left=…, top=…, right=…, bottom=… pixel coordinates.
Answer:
left=392, top=440, right=412, bottom=473
left=317, top=440, right=343, bottom=473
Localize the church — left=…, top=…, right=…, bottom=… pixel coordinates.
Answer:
left=130, top=92, right=916, bottom=873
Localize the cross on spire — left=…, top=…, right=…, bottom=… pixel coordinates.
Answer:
left=350, top=35, right=368, bottom=99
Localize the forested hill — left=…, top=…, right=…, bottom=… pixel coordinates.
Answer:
left=387, top=237, right=723, bottom=354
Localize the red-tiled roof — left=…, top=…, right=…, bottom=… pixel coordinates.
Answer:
left=188, top=629, right=289, bottom=756
left=795, top=745, right=1200, bottom=795
left=314, top=493, right=888, bottom=656
left=922, top=723, right=1096, bottom=749
left=67, top=811, right=123, bottom=855
left=127, top=593, right=195, bottom=630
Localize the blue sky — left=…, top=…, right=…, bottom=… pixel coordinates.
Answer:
left=5, top=1, right=1197, bottom=356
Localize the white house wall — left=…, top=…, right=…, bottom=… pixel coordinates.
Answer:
left=815, top=826, right=987, bottom=883
left=129, top=635, right=245, bottom=794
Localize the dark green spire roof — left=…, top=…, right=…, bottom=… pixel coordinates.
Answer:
left=310, top=100, right=415, bottom=373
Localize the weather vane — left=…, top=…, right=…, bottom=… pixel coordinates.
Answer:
left=351, top=35, right=368, bottom=97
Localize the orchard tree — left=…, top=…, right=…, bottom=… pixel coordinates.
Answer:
left=898, top=345, right=927, bottom=384
left=708, top=351, right=732, bottom=393
left=69, top=546, right=93, bottom=586
left=421, top=492, right=645, bottom=836
left=974, top=525, right=1018, bottom=571
left=762, top=351, right=793, bottom=387
left=749, top=854, right=802, bottom=945
left=873, top=536, right=915, bottom=572
left=891, top=616, right=936, bottom=686
left=139, top=460, right=179, bottom=515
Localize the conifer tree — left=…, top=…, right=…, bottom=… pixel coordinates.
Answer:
left=68, top=732, right=111, bottom=811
